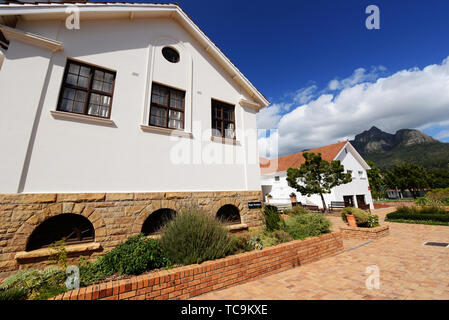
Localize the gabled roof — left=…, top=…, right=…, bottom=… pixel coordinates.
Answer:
left=260, top=140, right=350, bottom=175
left=0, top=1, right=269, bottom=109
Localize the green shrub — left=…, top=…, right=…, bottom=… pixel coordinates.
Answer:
left=258, top=229, right=293, bottom=247
left=415, top=197, right=444, bottom=207
left=228, top=234, right=254, bottom=254
left=284, top=213, right=331, bottom=240
left=426, top=188, right=449, bottom=205
left=395, top=205, right=447, bottom=215
left=271, top=229, right=294, bottom=243
left=284, top=206, right=310, bottom=216
left=341, top=207, right=369, bottom=226
left=263, top=205, right=282, bottom=231
left=99, top=233, right=168, bottom=276
left=0, top=267, right=66, bottom=300
left=159, top=207, right=233, bottom=265
left=367, top=214, right=379, bottom=228
left=0, top=287, right=29, bottom=300
left=386, top=206, right=449, bottom=223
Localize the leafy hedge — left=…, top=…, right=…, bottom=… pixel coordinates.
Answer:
left=284, top=213, right=331, bottom=240
left=386, top=206, right=449, bottom=223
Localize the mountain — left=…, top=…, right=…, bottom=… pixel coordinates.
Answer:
left=350, top=126, right=449, bottom=169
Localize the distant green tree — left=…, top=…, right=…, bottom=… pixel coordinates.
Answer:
left=428, top=168, right=449, bottom=189
left=286, top=152, right=352, bottom=212
left=366, top=160, right=386, bottom=199
left=384, top=163, right=430, bottom=198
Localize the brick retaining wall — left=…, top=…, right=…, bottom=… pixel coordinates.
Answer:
left=339, top=225, right=389, bottom=240
left=52, top=232, right=343, bottom=300
left=0, top=191, right=263, bottom=277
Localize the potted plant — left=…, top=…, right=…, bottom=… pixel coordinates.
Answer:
left=346, top=214, right=357, bottom=228
left=289, top=192, right=297, bottom=203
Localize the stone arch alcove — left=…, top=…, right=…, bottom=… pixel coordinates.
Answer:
left=11, top=203, right=106, bottom=253
left=26, top=213, right=95, bottom=251
left=141, top=208, right=177, bottom=235
left=216, top=204, right=241, bottom=225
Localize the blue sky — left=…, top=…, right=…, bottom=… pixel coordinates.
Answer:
left=101, top=0, right=449, bottom=154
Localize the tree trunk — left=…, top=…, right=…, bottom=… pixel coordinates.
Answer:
left=320, top=193, right=327, bottom=213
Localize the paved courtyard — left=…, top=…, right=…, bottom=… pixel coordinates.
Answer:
left=193, top=208, right=449, bottom=300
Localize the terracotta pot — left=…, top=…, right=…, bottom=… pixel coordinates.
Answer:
left=346, top=214, right=357, bottom=228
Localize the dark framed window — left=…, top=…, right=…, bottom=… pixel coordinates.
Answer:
left=211, top=99, right=235, bottom=139
left=149, top=83, right=185, bottom=129
left=57, top=59, right=116, bottom=119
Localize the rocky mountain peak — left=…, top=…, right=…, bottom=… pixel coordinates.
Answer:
left=350, top=126, right=440, bottom=155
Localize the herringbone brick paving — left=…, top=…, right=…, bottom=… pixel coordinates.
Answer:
left=193, top=208, right=449, bottom=300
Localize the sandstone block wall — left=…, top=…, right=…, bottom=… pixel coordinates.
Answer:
left=0, top=191, right=263, bottom=277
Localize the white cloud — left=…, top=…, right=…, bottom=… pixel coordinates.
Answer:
left=293, top=85, right=317, bottom=104
left=256, top=103, right=286, bottom=129
left=259, top=57, right=449, bottom=156
left=327, top=65, right=386, bottom=91
left=435, top=129, right=449, bottom=140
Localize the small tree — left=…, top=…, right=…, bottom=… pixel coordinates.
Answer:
left=366, top=160, right=386, bottom=199
left=286, top=152, right=352, bottom=212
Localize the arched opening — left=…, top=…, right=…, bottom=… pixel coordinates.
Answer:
left=26, top=214, right=95, bottom=251
left=216, top=204, right=241, bottom=225
left=141, top=208, right=177, bottom=235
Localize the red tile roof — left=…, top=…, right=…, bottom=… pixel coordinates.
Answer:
left=260, top=140, right=348, bottom=175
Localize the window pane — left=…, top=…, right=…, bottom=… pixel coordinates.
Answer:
left=225, top=122, right=235, bottom=139
left=169, top=89, right=184, bottom=109
left=80, top=66, right=90, bottom=77
left=212, top=120, right=222, bottom=137
left=150, top=106, right=167, bottom=127
left=88, top=93, right=110, bottom=117
left=168, top=119, right=182, bottom=129
left=214, top=107, right=221, bottom=119
left=224, top=109, right=234, bottom=121
left=69, top=63, right=80, bottom=74
left=94, top=70, right=104, bottom=81
left=88, top=104, right=99, bottom=116
left=74, top=90, right=86, bottom=103
left=77, top=76, right=89, bottom=88
left=90, top=93, right=100, bottom=104
left=104, top=73, right=114, bottom=83
left=73, top=102, right=84, bottom=113
left=60, top=99, right=73, bottom=112
left=92, top=80, right=103, bottom=91
left=66, top=74, right=78, bottom=86
left=103, top=82, right=113, bottom=93
left=63, top=88, right=75, bottom=100
left=169, top=110, right=182, bottom=120
left=151, top=85, right=169, bottom=106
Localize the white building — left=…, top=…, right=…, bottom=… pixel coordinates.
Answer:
left=260, top=141, right=374, bottom=210
left=0, top=2, right=269, bottom=194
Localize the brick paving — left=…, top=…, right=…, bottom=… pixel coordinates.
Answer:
left=193, top=208, right=449, bottom=300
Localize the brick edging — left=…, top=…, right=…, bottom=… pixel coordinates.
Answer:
left=52, top=232, right=343, bottom=300
left=339, top=225, right=390, bottom=240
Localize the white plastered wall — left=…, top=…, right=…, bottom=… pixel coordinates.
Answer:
left=0, top=17, right=262, bottom=193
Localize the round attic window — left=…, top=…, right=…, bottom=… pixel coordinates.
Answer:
left=162, top=47, right=180, bottom=63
